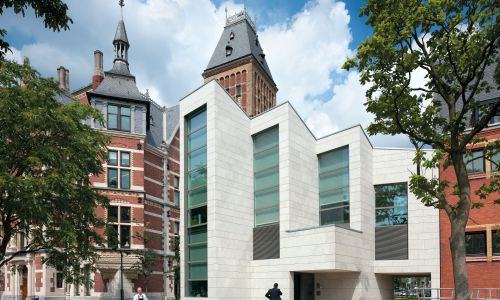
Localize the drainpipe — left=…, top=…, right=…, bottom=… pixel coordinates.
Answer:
left=161, top=107, right=170, bottom=300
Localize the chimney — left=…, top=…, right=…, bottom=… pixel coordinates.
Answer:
left=57, top=66, right=69, bottom=93
left=92, top=50, right=104, bottom=89
left=64, top=68, right=70, bottom=92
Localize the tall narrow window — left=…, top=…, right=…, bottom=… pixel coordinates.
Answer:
left=318, top=146, right=349, bottom=226
left=107, top=150, right=131, bottom=190
left=186, top=108, right=208, bottom=297
left=253, top=126, right=279, bottom=226
left=375, top=183, right=408, bottom=226
left=490, top=151, right=499, bottom=172
left=493, top=231, right=500, bottom=256
left=107, top=206, right=131, bottom=249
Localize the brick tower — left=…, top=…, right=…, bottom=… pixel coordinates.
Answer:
left=202, top=9, right=278, bottom=116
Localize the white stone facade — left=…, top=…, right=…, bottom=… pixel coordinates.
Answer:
left=179, top=80, right=440, bottom=300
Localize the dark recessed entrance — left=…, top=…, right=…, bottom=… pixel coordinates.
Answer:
left=294, top=272, right=315, bottom=300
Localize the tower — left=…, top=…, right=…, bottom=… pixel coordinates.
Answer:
left=202, top=9, right=278, bottom=116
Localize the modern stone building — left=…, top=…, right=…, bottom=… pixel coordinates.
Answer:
left=0, top=9, right=180, bottom=300
left=178, top=10, right=441, bottom=300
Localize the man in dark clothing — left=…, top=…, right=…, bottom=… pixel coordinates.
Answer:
left=265, top=283, right=283, bottom=300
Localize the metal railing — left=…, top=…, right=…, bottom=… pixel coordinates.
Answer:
left=414, top=288, right=500, bottom=300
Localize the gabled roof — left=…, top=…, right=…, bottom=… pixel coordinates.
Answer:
left=204, top=11, right=274, bottom=81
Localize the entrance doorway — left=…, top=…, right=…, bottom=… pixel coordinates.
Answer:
left=20, top=265, right=28, bottom=300
left=294, top=272, right=314, bottom=300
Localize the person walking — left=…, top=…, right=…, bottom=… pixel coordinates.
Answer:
left=265, top=283, right=282, bottom=300
left=133, top=287, right=148, bottom=300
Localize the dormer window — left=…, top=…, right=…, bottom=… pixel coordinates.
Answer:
left=229, top=32, right=235, bottom=40
left=226, top=46, right=233, bottom=56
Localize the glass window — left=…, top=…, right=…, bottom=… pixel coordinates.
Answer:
left=108, top=206, right=119, bottom=223
left=120, top=207, right=131, bottom=223
left=120, top=152, right=130, bottom=167
left=465, top=232, right=486, bottom=257
left=120, top=169, right=130, bottom=189
left=493, top=231, right=500, bottom=256
left=464, top=150, right=485, bottom=174
left=56, top=272, right=63, bottom=289
left=174, top=191, right=180, bottom=206
left=108, top=168, right=118, bottom=188
left=107, top=104, right=131, bottom=132
left=108, top=151, right=118, bottom=166
left=318, top=146, right=349, bottom=226
left=253, top=126, right=279, bottom=226
left=375, top=183, right=408, bottom=226
left=120, top=225, right=131, bottom=248
left=236, top=85, right=241, bottom=97
left=108, top=206, right=132, bottom=249
left=174, top=176, right=180, bottom=189
left=186, top=108, right=208, bottom=297
left=490, top=151, right=499, bottom=172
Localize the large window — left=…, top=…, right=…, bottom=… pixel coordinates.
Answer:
left=186, top=109, right=208, bottom=297
left=465, top=232, right=486, bottom=257
left=253, top=126, right=280, bottom=226
left=375, top=183, right=408, bottom=226
left=490, top=151, right=500, bottom=172
left=107, top=206, right=131, bottom=249
left=107, top=150, right=131, bottom=189
left=464, top=149, right=485, bottom=174
left=107, top=104, right=131, bottom=132
left=318, top=146, right=349, bottom=226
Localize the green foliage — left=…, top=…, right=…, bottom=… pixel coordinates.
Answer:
left=0, top=60, right=109, bottom=283
left=345, top=2, right=499, bottom=298
left=0, top=0, right=72, bottom=59
left=131, top=232, right=161, bottom=292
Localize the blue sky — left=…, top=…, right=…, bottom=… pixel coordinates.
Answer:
left=1, top=0, right=410, bottom=147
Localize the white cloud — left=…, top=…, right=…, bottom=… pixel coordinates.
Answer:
left=1, top=0, right=412, bottom=147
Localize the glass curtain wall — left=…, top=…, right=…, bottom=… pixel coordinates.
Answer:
left=318, top=146, right=350, bottom=226
left=186, top=108, right=208, bottom=297
left=253, top=126, right=280, bottom=226
left=375, top=182, right=408, bottom=226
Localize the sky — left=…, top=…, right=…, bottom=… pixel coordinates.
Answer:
left=1, top=0, right=412, bottom=147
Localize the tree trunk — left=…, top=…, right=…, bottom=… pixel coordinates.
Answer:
left=450, top=219, right=470, bottom=300
left=450, top=152, right=472, bottom=300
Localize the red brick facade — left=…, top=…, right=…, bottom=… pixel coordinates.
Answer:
left=439, top=127, right=500, bottom=290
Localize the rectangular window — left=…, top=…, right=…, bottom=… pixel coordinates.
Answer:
left=236, top=85, right=241, bottom=97
left=464, top=150, right=485, bottom=174
left=174, top=222, right=180, bottom=235
left=107, top=104, right=131, bottom=132
left=107, top=206, right=131, bottom=249
left=253, top=126, right=280, bottom=227
left=474, top=102, right=500, bottom=126
left=56, top=272, right=63, bottom=289
left=465, top=232, right=486, bottom=257
left=318, top=146, right=349, bottom=226
left=375, top=183, right=408, bottom=226
left=174, top=176, right=180, bottom=189
left=493, top=231, right=500, bottom=256
left=186, top=108, right=208, bottom=297
left=107, top=150, right=132, bottom=190
left=490, top=151, right=499, bottom=172
left=174, top=191, right=180, bottom=206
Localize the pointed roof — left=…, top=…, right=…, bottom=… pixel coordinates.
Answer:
left=114, top=20, right=129, bottom=45
left=204, top=10, right=274, bottom=81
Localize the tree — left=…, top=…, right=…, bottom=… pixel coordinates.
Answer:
left=0, top=0, right=72, bottom=59
left=131, top=233, right=162, bottom=294
left=344, top=1, right=499, bottom=299
left=0, top=60, right=109, bottom=282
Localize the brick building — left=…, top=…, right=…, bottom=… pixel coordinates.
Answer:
left=439, top=64, right=500, bottom=297
left=0, top=10, right=180, bottom=300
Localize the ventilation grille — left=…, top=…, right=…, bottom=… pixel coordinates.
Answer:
left=375, top=225, right=408, bottom=260
left=253, top=224, right=279, bottom=260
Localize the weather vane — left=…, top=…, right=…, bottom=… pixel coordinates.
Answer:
left=119, top=0, right=125, bottom=19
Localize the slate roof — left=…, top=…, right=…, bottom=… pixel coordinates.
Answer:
left=114, top=20, right=129, bottom=45
left=54, top=92, right=73, bottom=105
left=474, top=62, right=500, bottom=102
left=146, top=102, right=164, bottom=148
left=205, top=16, right=274, bottom=81
left=165, top=105, right=180, bottom=143
left=91, top=70, right=147, bottom=103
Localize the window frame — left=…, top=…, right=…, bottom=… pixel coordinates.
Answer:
left=493, top=230, right=500, bottom=256
left=107, top=104, right=131, bottom=132
left=464, top=149, right=485, bottom=174
left=465, top=231, right=486, bottom=257
left=318, top=146, right=350, bottom=227
left=374, top=182, right=409, bottom=227
left=107, top=205, right=132, bottom=249
left=107, top=150, right=132, bottom=190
